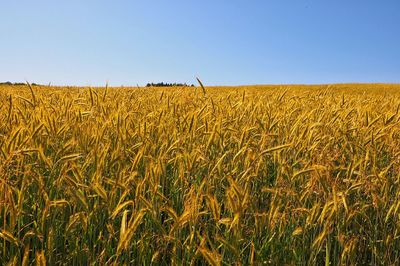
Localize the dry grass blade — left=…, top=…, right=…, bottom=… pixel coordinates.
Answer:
left=196, top=77, right=207, bottom=95
left=198, top=246, right=221, bottom=266
left=117, top=209, right=147, bottom=254
left=260, top=143, right=292, bottom=155
left=26, top=81, right=37, bottom=105
left=0, top=230, right=20, bottom=246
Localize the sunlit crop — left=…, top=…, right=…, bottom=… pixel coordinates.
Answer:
left=1, top=83, right=400, bottom=265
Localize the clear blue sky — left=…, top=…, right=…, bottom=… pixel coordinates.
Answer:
left=1, top=1, right=399, bottom=86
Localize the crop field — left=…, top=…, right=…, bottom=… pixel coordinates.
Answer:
left=1, top=83, right=400, bottom=265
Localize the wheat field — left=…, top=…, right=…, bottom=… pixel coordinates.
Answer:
left=1, top=83, right=400, bottom=265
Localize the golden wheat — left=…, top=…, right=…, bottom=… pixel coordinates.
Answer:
left=0, top=83, right=399, bottom=264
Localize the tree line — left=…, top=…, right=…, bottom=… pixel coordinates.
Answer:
left=146, top=82, right=195, bottom=87
left=0, top=81, right=41, bottom=86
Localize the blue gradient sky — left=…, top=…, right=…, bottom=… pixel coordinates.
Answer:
left=1, top=1, right=399, bottom=86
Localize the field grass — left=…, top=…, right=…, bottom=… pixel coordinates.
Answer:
left=1, top=83, right=400, bottom=265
